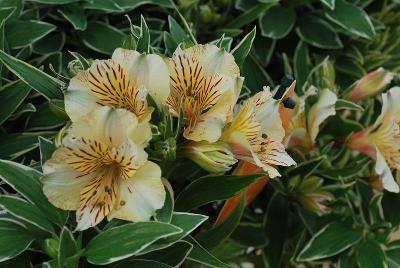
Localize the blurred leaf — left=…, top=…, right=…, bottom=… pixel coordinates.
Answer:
left=0, top=81, right=30, bottom=125
left=82, top=0, right=123, bottom=12
left=26, top=0, right=79, bottom=3
left=231, top=222, right=268, bottom=247
left=114, top=0, right=174, bottom=9
left=58, top=6, right=87, bottom=31
left=263, top=193, right=289, bottom=268
left=336, top=58, right=366, bottom=78
left=168, top=15, right=187, bottom=44
left=294, top=41, right=310, bottom=93
left=0, top=220, right=34, bottom=262
left=32, top=32, right=65, bottom=55
left=325, top=0, right=375, bottom=40
left=80, top=22, right=126, bottom=55
left=155, top=178, right=174, bottom=223
left=297, top=222, right=362, bottom=261
left=253, top=35, right=276, bottom=65
left=242, top=53, right=274, bottom=93
left=0, top=195, right=55, bottom=234
left=231, top=27, right=256, bottom=66
left=322, top=115, right=363, bottom=136
left=26, top=102, right=66, bottom=131
left=355, top=240, right=386, bottom=268
left=196, top=196, right=245, bottom=250
left=321, top=0, right=335, bottom=9
left=259, top=5, right=296, bottom=39
left=386, top=247, right=400, bottom=266
left=0, top=50, right=63, bottom=100
left=338, top=254, right=357, bottom=268
left=140, top=241, right=192, bottom=267
left=5, top=20, right=56, bottom=49
left=184, top=235, right=231, bottom=268
left=84, top=222, right=182, bottom=265
left=175, top=173, right=262, bottom=211
left=287, top=156, right=326, bottom=178
left=297, top=16, right=342, bottom=49
left=226, top=3, right=275, bottom=29
left=0, top=160, right=67, bottom=225
left=114, top=259, right=172, bottom=268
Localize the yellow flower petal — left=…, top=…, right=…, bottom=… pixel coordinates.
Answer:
left=107, top=161, right=165, bottom=222
left=167, top=44, right=243, bottom=142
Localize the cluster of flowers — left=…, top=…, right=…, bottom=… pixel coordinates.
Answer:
left=42, top=44, right=400, bottom=231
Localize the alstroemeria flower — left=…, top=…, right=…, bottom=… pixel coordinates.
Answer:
left=286, top=87, right=337, bottom=149
left=65, top=48, right=170, bottom=124
left=42, top=107, right=165, bottom=230
left=221, top=87, right=295, bottom=178
left=348, top=87, right=400, bottom=193
left=166, top=44, right=244, bottom=142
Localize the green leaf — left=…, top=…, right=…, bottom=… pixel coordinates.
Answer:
left=58, top=7, right=87, bottom=31
left=168, top=16, right=187, bottom=44
left=5, top=20, right=56, bottom=49
left=80, top=22, right=126, bottom=55
left=175, top=173, right=262, bottom=211
left=140, top=241, right=193, bottom=267
left=156, top=179, right=174, bottom=223
left=0, top=81, right=31, bottom=125
left=196, top=196, right=245, bottom=250
left=69, top=51, right=90, bottom=69
left=335, top=99, right=364, bottom=111
left=0, top=220, right=34, bottom=262
left=263, top=193, right=289, bottom=267
left=231, top=27, right=256, bottom=66
left=231, top=222, right=268, bottom=247
left=336, top=58, right=366, bottom=78
left=386, top=247, right=400, bottom=266
left=321, top=0, right=335, bottom=9
left=259, top=6, right=296, bottom=39
left=325, top=0, right=375, bottom=40
left=0, top=50, right=63, bottom=100
left=26, top=102, right=66, bottom=131
left=356, top=240, right=386, bottom=268
left=84, top=222, right=182, bottom=265
left=82, top=0, right=123, bottom=11
left=294, top=41, right=311, bottom=94
left=114, top=0, right=174, bottom=9
left=25, top=0, right=79, bottom=3
left=114, top=259, right=172, bottom=268
left=39, top=136, right=56, bottom=167
left=242, top=53, right=274, bottom=93
left=32, top=32, right=65, bottom=55
left=0, top=196, right=55, bottom=234
left=226, top=3, right=275, bottom=29
left=163, top=31, right=178, bottom=56
left=338, top=254, right=357, bottom=268
left=297, top=222, right=362, bottom=261
left=287, top=156, right=326, bottom=178
left=296, top=16, right=342, bottom=49
left=136, top=16, right=151, bottom=54
left=184, top=236, right=232, bottom=268
left=0, top=7, right=16, bottom=23
left=58, top=227, right=79, bottom=267
left=139, top=212, right=208, bottom=254
left=0, top=160, right=66, bottom=225
left=0, top=131, right=55, bottom=160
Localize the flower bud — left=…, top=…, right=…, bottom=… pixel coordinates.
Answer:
left=43, top=238, right=59, bottom=259
left=291, top=176, right=334, bottom=215
left=318, top=60, right=336, bottom=89
left=345, top=68, right=393, bottom=102
left=155, top=137, right=177, bottom=161
left=180, top=141, right=237, bottom=173
left=68, top=59, right=84, bottom=76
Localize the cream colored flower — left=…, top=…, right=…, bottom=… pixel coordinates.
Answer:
left=166, top=44, right=244, bottom=143
left=348, top=87, right=400, bottom=193
left=65, top=48, right=170, bottom=123
left=221, top=87, right=295, bottom=178
left=286, top=87, right=337, bottom=149
left=42, top=106, right=165, bottom=230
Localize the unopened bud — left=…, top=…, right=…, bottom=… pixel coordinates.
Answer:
left=345, top=68, right=393, bottom=102
left=180, top=141, right=237, bottom=173
left=44, top=238, right=59, bottom=259
left=155, top=137, right=177, bottom=161
left=318, top=60, right=336, bottom=89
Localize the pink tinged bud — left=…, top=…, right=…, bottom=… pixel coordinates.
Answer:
left=345, top=68, right=393, bottom=102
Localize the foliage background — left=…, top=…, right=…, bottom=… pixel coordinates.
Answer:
left=1, top=0, right=400, bottom=267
